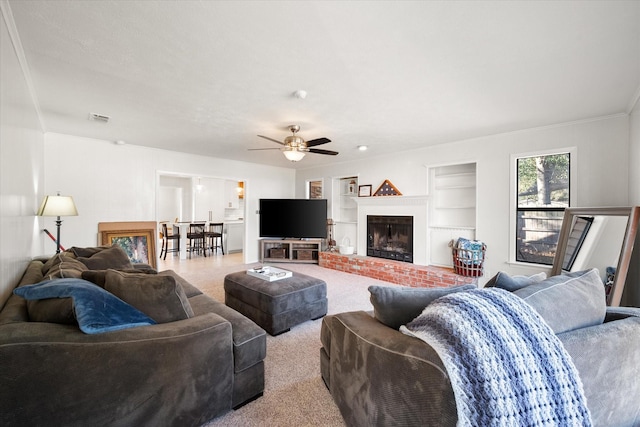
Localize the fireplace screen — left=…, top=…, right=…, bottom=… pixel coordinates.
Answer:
left=367, top=215, right=413, bottom=263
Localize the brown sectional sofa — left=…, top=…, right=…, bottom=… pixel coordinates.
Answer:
left=0, top=246, right=266, bottom=427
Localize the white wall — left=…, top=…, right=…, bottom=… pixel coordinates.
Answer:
left=43, top=133, right=295, bottom=263
left=158, top=175, right=188, bottom=222
left=0, top=10, right=45, bottom=307
left=296, top=114, right=630, bottom=281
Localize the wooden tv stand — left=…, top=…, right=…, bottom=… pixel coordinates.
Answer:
left=259, top=239, right=322, bottom=264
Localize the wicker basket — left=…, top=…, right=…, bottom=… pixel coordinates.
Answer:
left=269, top=248, right=287, bottom=259
left=450, top=240, right=486, bottom=277
left=297, top=250, right=314, bottom=260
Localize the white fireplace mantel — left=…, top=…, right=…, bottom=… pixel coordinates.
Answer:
left=353, top=195, right=430, bottom=206
left=355, top=195, right=430, bottom=266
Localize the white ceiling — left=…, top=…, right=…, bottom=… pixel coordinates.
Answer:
left=6, top=1, right=640, bottom=169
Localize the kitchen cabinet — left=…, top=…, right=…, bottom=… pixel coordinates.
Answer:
left=226, top=222, right=244, bottom=253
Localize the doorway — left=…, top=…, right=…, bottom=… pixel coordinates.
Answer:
left=156, top=172, right=247, bottom=261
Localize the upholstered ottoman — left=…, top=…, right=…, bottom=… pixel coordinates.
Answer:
left=224, top=270, right=328, bottom=335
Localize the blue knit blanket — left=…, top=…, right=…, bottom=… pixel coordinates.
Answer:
left=400, top=288, right=592, bottom=426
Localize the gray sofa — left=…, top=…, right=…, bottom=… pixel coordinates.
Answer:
left=0, top=246, right=266, bottom=427
left=321, top=269, right=640, bottom=427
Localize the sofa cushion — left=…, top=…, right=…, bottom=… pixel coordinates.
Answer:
left=103, top=269, right=194, bottom=323
left=369, top=283, right=477, bottom=329
left=157, top=270, right=202, bottom=298
left=27, top=297, right=76, bottom=324
left=188, top=293, right=266, bottom=372
left=77, top=245, right=133, bottom=270
left=81, top=268, right=156, bottom=288
left=41, top=253, right=88, bottom=280
left=0, top=261, right=44, bottom=325
left=484, top=271, right=547, bottom=291
left=31, top=254, right=89, bottom=322
left=14, top=278, right=155, bottom=333
left=69, top=245, right=110, bottom=258
left=41, top=250, right=74, bottom=274
left=514, top=268, right=606, bottom=334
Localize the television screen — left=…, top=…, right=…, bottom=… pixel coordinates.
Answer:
left=259, top=199, right=328, bottom=239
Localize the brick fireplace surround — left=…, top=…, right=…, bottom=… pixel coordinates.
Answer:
left=319, top=252, right=478, bottom=288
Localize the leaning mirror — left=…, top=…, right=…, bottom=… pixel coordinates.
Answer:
left=551, top=206, right=640, bottom=306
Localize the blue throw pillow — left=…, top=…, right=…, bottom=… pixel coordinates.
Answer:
left=14, top=278, right=156, bottom=334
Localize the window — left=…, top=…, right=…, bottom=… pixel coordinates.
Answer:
left=515, top=152, right=570, bottom=265
left=307, top=180, right=323, bottom=199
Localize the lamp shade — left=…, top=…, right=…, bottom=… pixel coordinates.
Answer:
left=37, top=195, right=78, bottom=217
left=283, top=149, right=306, bottom=162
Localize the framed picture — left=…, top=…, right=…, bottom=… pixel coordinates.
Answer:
left=102, top=230, right=156, bottom=269
left=98, top=221, right=157, bottom=269
left=358, top=184, right=372, bottom=197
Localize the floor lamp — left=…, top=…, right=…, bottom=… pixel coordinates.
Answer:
left=38, top=192, right=78, bottom=254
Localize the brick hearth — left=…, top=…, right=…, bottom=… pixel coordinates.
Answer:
left=319, top=252, right=478, bottom=288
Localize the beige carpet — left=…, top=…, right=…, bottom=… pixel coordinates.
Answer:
left=165, top=258, right=394, bottom=427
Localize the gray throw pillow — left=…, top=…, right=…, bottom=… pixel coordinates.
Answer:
left=69, top=245, right=111, bottom=258
left=41, top=251, right=74, bottom=275
left=81, top=268, right=157, bottom=288
left=77, top=245, right=133, bottom=270
left=103, top=269, right=194, bottom=323
left=369, top=283, right=477, bottom=329
left=514, top=268, right=606, bottom=334
left=30, top=254, right=89, bottom=322
left=484, top=271, right=547, bottom=291
left=41, top=253, right=87, bottom=278
left=26, top=296, right=76, bottom=324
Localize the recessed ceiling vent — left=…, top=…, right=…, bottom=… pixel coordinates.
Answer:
left=88, top=112, right=110, bottom=123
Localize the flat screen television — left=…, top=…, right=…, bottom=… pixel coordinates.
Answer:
left=259, top=199, right=328, bottom=239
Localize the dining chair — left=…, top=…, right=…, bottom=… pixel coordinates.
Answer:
left=205, top=223, right=224, bottom=255
left=187, top=222, right=206, bottom=257
left=160, top=222, right=181, bottom=260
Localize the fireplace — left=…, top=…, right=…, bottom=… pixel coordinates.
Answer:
left=367, top=215, right=413, bottom=263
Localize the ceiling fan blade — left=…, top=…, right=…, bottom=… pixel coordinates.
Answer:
left=306, top=137, right=331, bottom=147
left=309, top=148, right=339, bottom=156
left=257, top=135, right=285, bottom=145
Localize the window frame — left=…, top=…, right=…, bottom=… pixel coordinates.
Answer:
left=306, top=179, right=324, bottom=199
left=509, top=147, right=577, bottom=266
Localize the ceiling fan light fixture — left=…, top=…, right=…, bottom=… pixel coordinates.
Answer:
left=285, top=135, right=304, bottom=147
left=252, top=124, right=336, bottom=158
left=283, top=149, right=306, bottom=162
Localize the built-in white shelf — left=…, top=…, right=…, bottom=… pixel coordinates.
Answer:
left=428, top=163, right=477, bottom=267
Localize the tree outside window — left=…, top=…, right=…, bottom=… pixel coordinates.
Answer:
left=516, top=153, right=570, bottom=264
left=308, top=180, right=323, bottom=199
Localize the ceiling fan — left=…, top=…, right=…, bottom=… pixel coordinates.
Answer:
left=250, top=125, right=338, bottom=162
